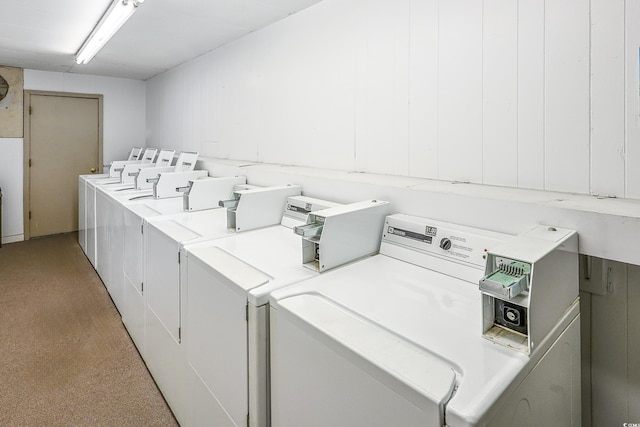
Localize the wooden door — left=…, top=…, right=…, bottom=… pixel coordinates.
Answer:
left=26, top=92, right=102, bottom=238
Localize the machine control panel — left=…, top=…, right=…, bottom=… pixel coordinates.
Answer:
left=381, top=215, right=506, bottom=269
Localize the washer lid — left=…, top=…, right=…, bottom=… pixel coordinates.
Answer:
left=137, top=197, right=184, bottom=215
left=125, top=203, right=164, bottom=219
left=187, top=225, right=318, bottom=304
left=278, top=293, right=457, bottom=424
left=189, top=246, right=272, bottom=295
left=270, top=254, right=531, bottom=423
left=147, top=209, right=229, bottom=243
left=122, top=197, right=183, bottom=219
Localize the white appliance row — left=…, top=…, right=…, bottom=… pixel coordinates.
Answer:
left=78, top=150, right=581, bottom=427
left=79, top=150, right=200, bottom=269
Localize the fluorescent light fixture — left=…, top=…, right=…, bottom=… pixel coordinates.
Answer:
left=75, top=0, right=145, bottom=65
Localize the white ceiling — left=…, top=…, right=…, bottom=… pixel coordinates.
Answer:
left=0, top=0, right=322, bottom=81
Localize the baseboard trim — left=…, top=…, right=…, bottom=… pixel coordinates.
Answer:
left=1, top=234, right=25, bottom=245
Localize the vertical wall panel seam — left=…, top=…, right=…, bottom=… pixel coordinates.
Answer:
left=407, top=0, right=411, bottom=174
left=516, top=0, right=520, bottom=188
left=352, top=1, right=359, bottom=168
left=481, top=0, right=485, bottom=184
left=436, top=0, right=439, bottom=180
left=436, top=0, right=441, bottom=180
left=587, top=0, right=593, bottom=194
left=623, top=0, right=628, bottom=197
left=542, top=0, right=546, bottom=190
left=407, top=0, right=411, bottom=176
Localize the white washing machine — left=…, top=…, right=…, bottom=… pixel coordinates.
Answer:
left=94, top=184, right=161, bottom=307
left=94, top=184, right=179, bottom=313
left=78, top=146, right=144, bottom=256
left=83, top=147, right=158, bottom=268
left=119, top=176, right=248, bottom=358
left=90, top=147, right=157, bottom=189
left=93, top=169, right=222, bottom=316
left=181, top=199, right=391, bottom=427
left=89, top=147, right=178, bottom=266
left=97, top=148, right=176, bottom=193
left=269, top=214, right=581, bottom=427
left=142, top=185, right=303, bottom=425
left=106, top=147, right=158, bottom=181
left=88, top=151, right=200, bottom=271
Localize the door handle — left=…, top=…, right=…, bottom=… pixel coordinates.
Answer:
left=91, top=167, right=97, bottom=173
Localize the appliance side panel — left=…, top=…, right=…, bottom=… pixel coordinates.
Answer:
left=591, top=260, right=628, bottom=427
left=481, top=317, right=581, bottom=427
left=186, top=256, right=249, bottom=427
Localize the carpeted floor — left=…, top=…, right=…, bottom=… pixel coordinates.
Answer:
left=0, top=233, right=178, bottom=426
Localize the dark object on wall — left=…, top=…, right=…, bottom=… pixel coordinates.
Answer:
left=0, top=75, right=8, bottom=102
left=0, top=67, right=23, bottom=137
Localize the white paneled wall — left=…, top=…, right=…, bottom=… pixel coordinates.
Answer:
left=437, top=0, right=484, bottom=183
left=591, top=0, right=625, bottom=197
left=517, top=0, right=545, bottom=190
left=259, top=1, right=362, bottom=169
left=146, top=0, right=640, bottom=198
left=354, top=0, right=410, bottom=176
left=408, top=0, right=438, bottom=179
left=544, top=0, right=591, bottom=194
left=483, top=0, right=518, bottom=187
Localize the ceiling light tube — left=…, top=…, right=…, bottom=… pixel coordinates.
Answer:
left=75, top=0, right=144, bottom=65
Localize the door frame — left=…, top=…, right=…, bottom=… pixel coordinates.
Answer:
left=23, top=90, right=104, bottom=240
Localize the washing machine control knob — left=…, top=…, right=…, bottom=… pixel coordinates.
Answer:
left=439, top=237, right=452, bottom=251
